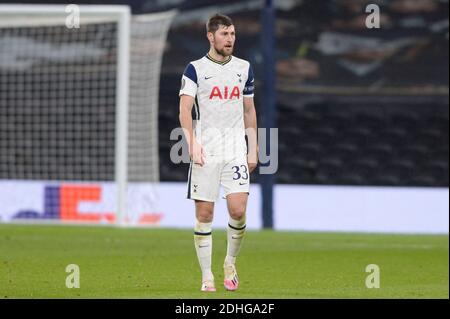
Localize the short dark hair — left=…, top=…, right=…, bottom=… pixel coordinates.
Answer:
left=206, top=13, right=233, bottom=33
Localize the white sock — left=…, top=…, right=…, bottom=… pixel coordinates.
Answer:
left=194, top=220, right=213, bottom=281
left=225, top=217, right=246, bottom=266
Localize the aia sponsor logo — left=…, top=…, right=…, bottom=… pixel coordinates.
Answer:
left=209, top=86, right=240, bottom=100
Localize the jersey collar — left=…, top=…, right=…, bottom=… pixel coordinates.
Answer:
left=206, top=53, right=232, bottom=66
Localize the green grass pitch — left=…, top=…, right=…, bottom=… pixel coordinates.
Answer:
left=0, top=224, right=448, bottom=298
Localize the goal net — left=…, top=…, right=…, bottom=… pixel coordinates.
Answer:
left=0, top=5, right=176, bottom=226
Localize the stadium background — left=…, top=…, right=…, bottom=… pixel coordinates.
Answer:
left=0, top=0, right=448, bottom=298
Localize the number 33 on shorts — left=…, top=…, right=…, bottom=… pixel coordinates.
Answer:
left=187, top=156, right=250, bottom=201
left=232, top=165, right=249, bottom=184
left=221, top=158, right=250, bottom=198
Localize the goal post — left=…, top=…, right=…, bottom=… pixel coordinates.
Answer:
left=115, top=6, right=130, bottom=227
left=0, top=5, right=176, bottom=226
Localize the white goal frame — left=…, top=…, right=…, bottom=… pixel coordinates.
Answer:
left=0, top=5, right=131, bottom=226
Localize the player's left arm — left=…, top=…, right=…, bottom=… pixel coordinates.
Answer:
left=244, top=96, right=258, bottom=173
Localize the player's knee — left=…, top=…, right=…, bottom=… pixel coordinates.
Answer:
left=196, top=209, right=213, bottom=223
left=229, top=205, right=246, bottom=221
left=197, top=215, right=213, bottom=223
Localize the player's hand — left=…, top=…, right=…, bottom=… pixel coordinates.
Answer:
left=248, top=159, right=258, bottom=173
left=191, top=140, right=206, bottom=166
left=247, top=145, right=259, bottom=173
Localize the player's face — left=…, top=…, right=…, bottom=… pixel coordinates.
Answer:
left=211, top=25, right=235, bottom=57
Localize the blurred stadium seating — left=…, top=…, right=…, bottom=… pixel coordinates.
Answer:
left=159, top=81, right=449, bottom=186
left=1, top=0, right=448, bottom=189
left=156, top=0, right=449, bottom=188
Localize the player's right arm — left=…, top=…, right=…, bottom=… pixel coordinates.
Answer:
left=179, top=95, right=205, bottom=166
left=179, top=62, right=205, bottom=166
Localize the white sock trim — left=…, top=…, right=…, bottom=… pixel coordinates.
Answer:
left=228, top=217, right=246, bottom=230
left=195, top=220, right=212, bottom=234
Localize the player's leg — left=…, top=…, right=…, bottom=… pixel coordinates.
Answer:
left=187, top=160, right=221, bottom=292
left=223, top=192, right=248, bottom=291
left=194, top=200, right=216, bottom=292
left=225, top=192, right=248, bottom=265
left=220, top=155, right=250, bottom=291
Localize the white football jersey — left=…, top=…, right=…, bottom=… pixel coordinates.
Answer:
left=179, top=54, right=254, bottom=159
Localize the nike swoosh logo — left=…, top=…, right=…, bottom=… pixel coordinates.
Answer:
left=239, top=182, right=247, bottom=186
left=205, top=76, right=213, bottom=80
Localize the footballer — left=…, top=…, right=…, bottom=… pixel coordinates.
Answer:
left=178, top=13, right=258, bottom=292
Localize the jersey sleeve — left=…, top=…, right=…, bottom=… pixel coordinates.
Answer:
left=243, top=63, right=254, bottom=97
left=179, top=63, right=198, bottom=97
